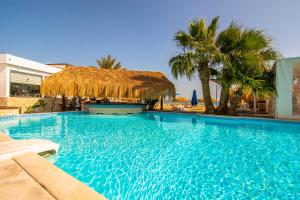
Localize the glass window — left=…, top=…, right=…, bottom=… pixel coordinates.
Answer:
left=9, top=71, right=42, bottom=97
left=10, top=82, right=40, bottom=97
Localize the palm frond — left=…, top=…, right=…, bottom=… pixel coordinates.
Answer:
left=96, top=55, right=125, bottom=70
left=207, top=16, right=220, bottom=38
left=169, top=52, right=197, bottom=80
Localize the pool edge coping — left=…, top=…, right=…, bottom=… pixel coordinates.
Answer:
left=0, top=110, right=299, bottom=125
left=146, top=111, right=300, bottom=124
left=0, top=111, right=87, bottom=120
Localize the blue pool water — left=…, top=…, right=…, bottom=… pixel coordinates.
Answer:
left=0, top=112, right=300, bottom=199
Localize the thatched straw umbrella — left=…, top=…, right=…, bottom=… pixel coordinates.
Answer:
left=174, top=97, right=189, bottom=102
left=41, top=66, right=175, bottom=109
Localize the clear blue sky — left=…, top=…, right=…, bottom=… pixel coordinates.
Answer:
left=1, top=0, right=300, bottom=98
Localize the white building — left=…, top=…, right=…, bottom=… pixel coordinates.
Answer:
left=276, top=57, right=300, bottom=119
left=0, top=54, right=62, bottom=97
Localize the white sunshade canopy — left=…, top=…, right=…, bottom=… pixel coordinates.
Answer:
left=10, top=71, right=42, bottom=85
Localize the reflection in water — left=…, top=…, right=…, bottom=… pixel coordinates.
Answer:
left=192, top=117, right=197, bottom=125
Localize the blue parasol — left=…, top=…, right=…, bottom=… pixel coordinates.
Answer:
left=191, top=89, right=198, bottom=106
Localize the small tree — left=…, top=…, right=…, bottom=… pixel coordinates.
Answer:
left=38, top=99, right=47, bottom=112
left=169, top=17, right=225, bottom=114
left=216, top=23, right=279, bottom=115
left=50, top=97, right=57, bottom=112
left=145, top=99, right=159, bottom=110
left=96, top=55, right=125, bottom=70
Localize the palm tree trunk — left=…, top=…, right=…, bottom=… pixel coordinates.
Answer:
left=199, top=70, right=215, bottom=114
left=228, top=90, right=242, bottom=115
left=253, top=92, right=257, bottom=113
left=216, top=86, right=229, bottom=115
left=265, top=99, right=269, bottom=113
left=62, top=95, right=66, bottom=111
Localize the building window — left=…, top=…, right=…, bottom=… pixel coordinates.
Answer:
left=9, top=71, right=42, bottom=97
left=10, top=83, right=40, bottom=97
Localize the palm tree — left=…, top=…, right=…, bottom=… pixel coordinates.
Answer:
left=169, top=17, right=224, bottom=114
left=96, top=55, right=124, bottom=70
left=250, top=68, right=276, bottom=113
left=216, top=23, right=279, bottom=115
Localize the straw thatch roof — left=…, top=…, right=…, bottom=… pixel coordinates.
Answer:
left=41, top=66, right=175, bottom=99
left=174, top=97, right=189, bottom=102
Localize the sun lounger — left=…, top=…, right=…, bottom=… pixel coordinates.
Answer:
left=0, top=137, right=59, bottom=161
left=172, top=105, right=184, bottom=111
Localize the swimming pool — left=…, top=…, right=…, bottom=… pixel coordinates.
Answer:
left=0, top=112, right=299, bottom=199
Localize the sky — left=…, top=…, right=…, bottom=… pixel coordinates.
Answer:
left=1, top=0, right=300, bottom=99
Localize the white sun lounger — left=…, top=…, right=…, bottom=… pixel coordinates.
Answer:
left=0, top=133, right=59, bottom=161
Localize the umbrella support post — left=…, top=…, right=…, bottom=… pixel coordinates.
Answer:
left=62, top=95, right=66, bottom=111
left=160, top=97, right=163, bottom=110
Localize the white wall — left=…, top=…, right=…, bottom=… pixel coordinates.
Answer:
left=3, top=54, right=61, bottom=74
left=0, top=54, right=62, bottom=97
left=276, top=57, right=300, bottom=119
left=0, top=64, right=8, bottom=97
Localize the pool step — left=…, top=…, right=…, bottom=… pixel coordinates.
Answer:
left=0, top=134, right=59, bottom=161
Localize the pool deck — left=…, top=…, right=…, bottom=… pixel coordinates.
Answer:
left=0, top=133, right=106, bottom=200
